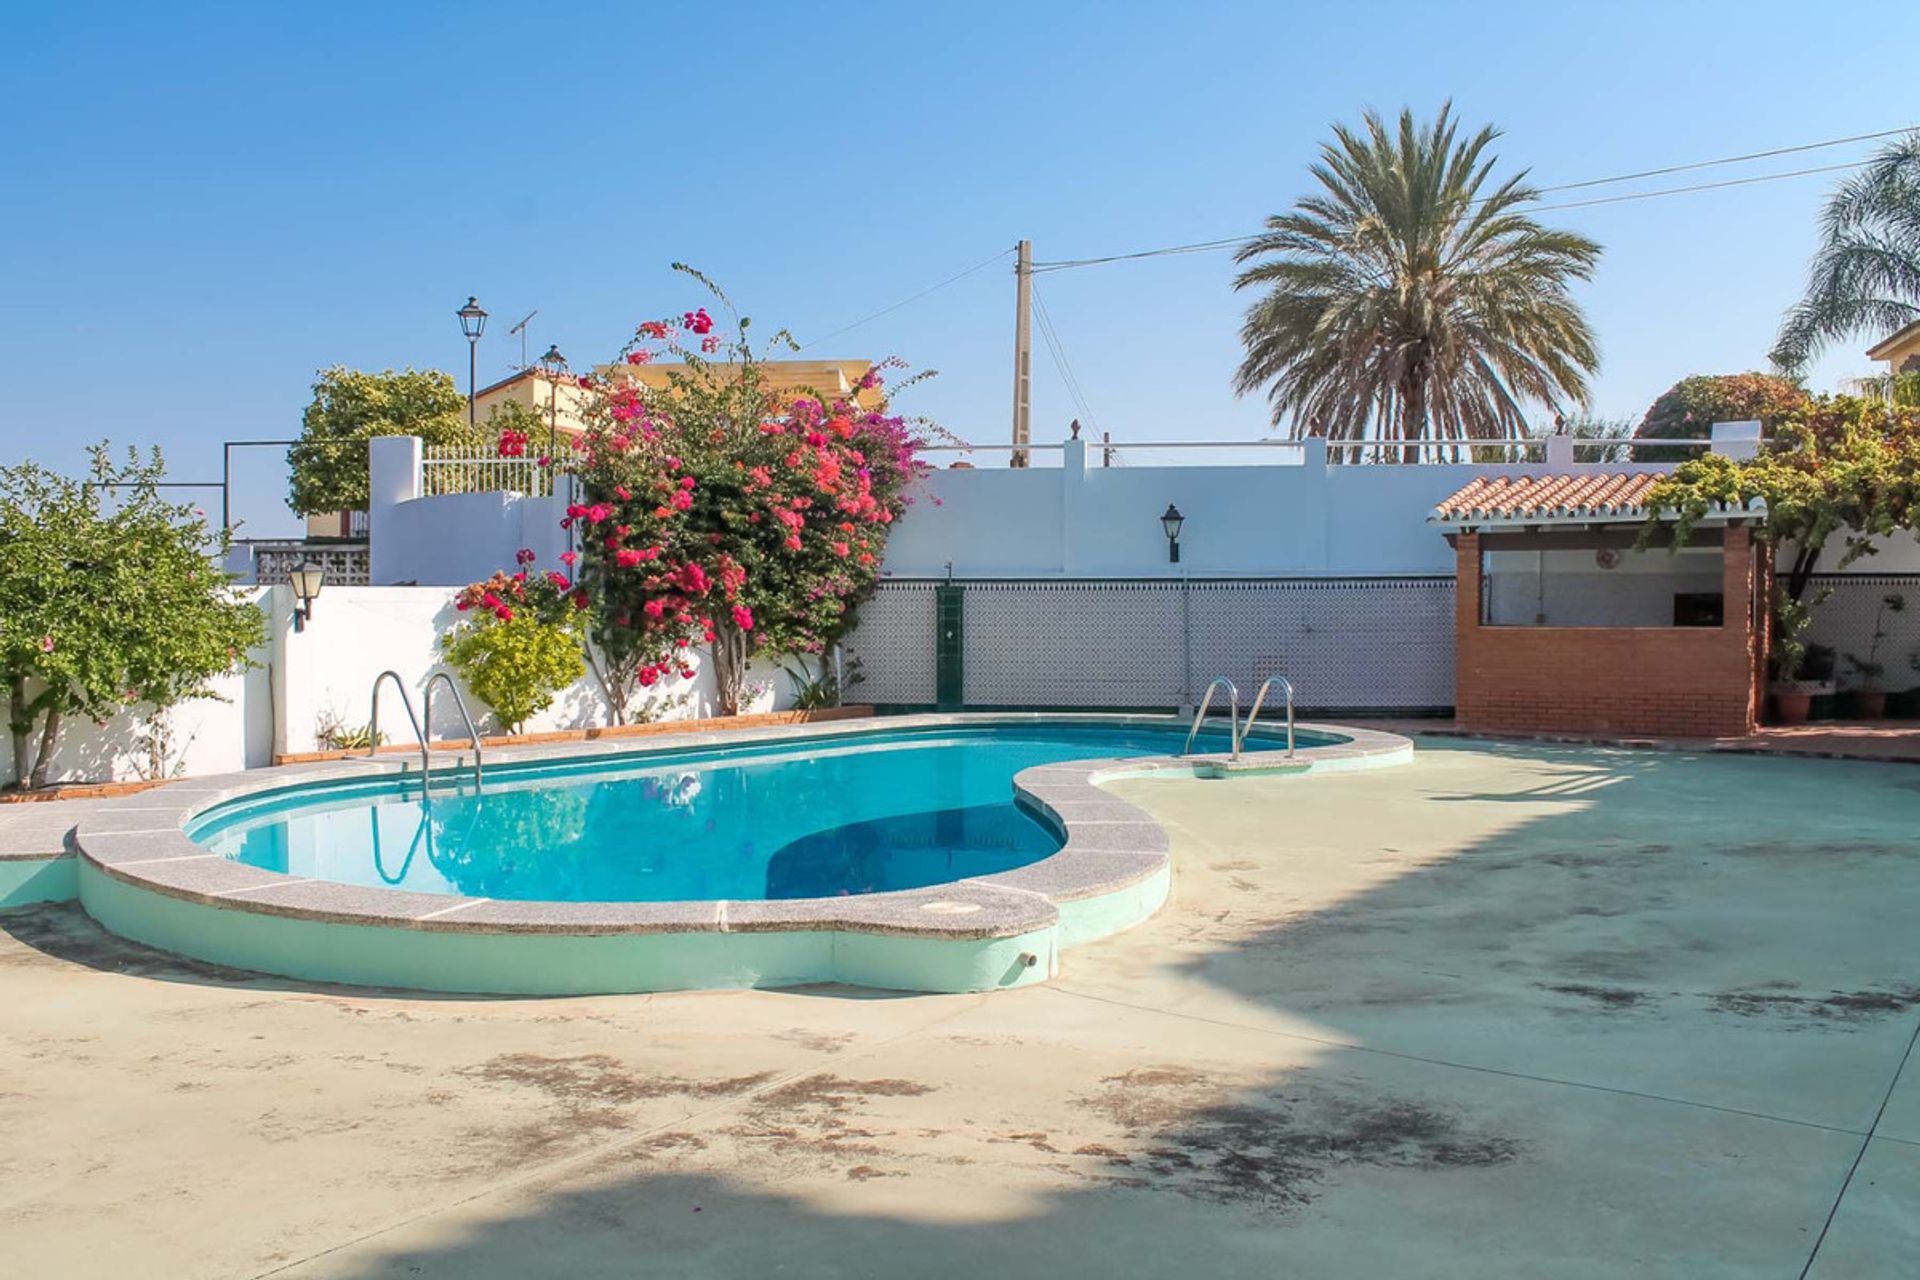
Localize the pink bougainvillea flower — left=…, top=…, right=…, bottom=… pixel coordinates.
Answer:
left=615, top=548, right=643, bottom=568
left=495, top=607, right=513, bottom=622
left=576, top=375, right=593, bottom=388
left=515, top=547, right=536, bottom=566
left=614, top=485, right=631, bottom=501
left=785, top=535, right=802, bottom=550
left=700, top=335, right=720, bottom=353
left=625, top=350, right=652, bottom=365
left=683, top=308, right=713, bottom=335
left=832, top=542, right=850, bottom=557
left=670, top=490, right=693, bottom=511
left=731, top=604, right=754, bottom=631
left=38, top=635, right=54, bottom=653
left=559, top=550, right=578, bottom=566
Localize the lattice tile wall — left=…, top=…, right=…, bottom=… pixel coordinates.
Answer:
left=960, top=582, right=1187, bottom=706
left=1798, top=575, right=1920, bottom=684
left=1188, top=578, right=1455, bottom=709
left=843, top=581, right=939, bottom=704
left=846, top=577, right=1456, bottom=710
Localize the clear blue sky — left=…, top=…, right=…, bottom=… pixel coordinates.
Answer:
left=3, top=1, right=1915, bottom=535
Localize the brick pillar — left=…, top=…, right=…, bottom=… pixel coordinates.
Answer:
left=1453, top=532, right=1481, bottom=726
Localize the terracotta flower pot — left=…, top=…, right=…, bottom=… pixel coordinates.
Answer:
left=1769, top=689, right=1812, bottom=725
left=1849, top=689, right=1888, bottom=720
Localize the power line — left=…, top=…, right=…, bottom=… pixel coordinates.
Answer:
left=1515, top=159, right=1872, bottom=214
left=1542, top=124, right=1912, bottom=194
left=1030, top=279, right=1101, bottom=435
left=1031, top=123, right=1914, bottom=272
left=797, top=246, right=1016, bottom=350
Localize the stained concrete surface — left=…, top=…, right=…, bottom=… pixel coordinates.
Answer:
left=1, top=741, right=1916, bottom=1278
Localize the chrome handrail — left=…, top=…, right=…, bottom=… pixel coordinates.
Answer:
left=369, top=670, right=428, bottom=777
left=423, top=671, right=485, bottom=788
left=1184, top=676, right=1240, bottom=759
left=1244, top=676, right=1296, bottom=758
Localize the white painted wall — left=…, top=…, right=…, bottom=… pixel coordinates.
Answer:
left=883, top=437, right=1672, bottom=578
left=366, top=436, right=575, bottom=586
left=273, top=585, right=784, bottom=755
left=0, top=587, right=274, bottom=789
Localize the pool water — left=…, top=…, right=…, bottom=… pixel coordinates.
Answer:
left=190, top=723, right=1313, bottom=903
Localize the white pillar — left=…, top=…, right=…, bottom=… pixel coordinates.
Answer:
left=1710, top=419, right=1763, bottom=460
left=367, top=435, right=423, bottom=585
left=1060, top=432, right=1088, bottom=573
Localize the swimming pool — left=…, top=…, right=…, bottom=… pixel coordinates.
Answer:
left=187, top=723, right=1316, bottom=904
left=72, top=714, right=1413, bottom=995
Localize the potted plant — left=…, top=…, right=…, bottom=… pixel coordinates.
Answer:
left=1767, top=593, right=1832, bottom=725
left=1842, top=593, right=1906, bottom=719
left=1890, top=654, right=1920, bottom=719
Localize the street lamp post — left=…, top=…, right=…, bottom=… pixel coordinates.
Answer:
left=538, top=343, right=567, bottom=467
left=457, top=296, right=489, bottom=426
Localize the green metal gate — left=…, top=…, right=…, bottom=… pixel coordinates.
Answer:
left=935, top=585, right=964, bottom=710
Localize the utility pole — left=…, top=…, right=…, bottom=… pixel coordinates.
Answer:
left=1010, top=239, right=1032, bottom=468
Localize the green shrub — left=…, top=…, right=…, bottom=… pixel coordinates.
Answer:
left=440, top=562, right=585, bottom=734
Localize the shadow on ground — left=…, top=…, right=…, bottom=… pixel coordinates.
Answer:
left=8, top=741, right=1920, bottom=1278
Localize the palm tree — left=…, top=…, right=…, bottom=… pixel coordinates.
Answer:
left=1772, top=134, right=1920, bottom=373
left=1232, top=104, right=1601, bottom=459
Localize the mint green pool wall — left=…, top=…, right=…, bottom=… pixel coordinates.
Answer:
left=67, top=714, right=1414, bottom=995
left=1, top=854, right=77, bottom=909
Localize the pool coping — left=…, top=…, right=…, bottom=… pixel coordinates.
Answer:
left=69, top=713, right=1412, bottom=950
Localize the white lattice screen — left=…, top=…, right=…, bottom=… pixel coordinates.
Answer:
left=1798, top=575, right=1920, bottom=682
left=845, top=577, right=1456, bottom=711
left=844, top=581, right=939, bottom=704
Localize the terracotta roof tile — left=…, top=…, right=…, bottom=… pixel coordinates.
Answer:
left=1430, top=473, right=1665, bottom=524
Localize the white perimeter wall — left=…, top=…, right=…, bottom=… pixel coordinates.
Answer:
left=4, top=584, right=788, bottom=788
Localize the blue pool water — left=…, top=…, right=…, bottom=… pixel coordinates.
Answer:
left=190, top=723, right=1319, bottom=903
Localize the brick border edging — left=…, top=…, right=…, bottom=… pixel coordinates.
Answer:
left=270, top=705, right=877, bottom=765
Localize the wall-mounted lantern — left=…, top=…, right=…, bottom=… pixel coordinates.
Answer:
left=1160, top=503, right=1185, bottom=564
left=289, top=562, right=325, bottom=632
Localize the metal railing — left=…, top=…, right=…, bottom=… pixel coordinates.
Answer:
left=1243, top=676, right=1295, bottom=758
left=421, top=448, right=554, bottom=497
left=368, top=670, right=486, bottom=792
left=423, top=672, right=485, bottom=787
left=917, top=435, right=1746, bottom=469
left=369, top=671, right=429, bottom=777
left=1184, top=677, right=1240, bottom=759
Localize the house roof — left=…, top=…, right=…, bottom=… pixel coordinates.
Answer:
left=1429, top=473, right=1765, bottom=529
left=1867, top=319, right=1920, bottom=360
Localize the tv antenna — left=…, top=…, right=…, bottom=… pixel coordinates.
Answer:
left=507, top=310, right=538, bottom=369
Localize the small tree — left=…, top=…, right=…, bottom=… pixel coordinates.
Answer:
left=288, top=367, right=478, bottom=516
left=440, top=557, right=586, bottom=734
left=1634, top=373, right=1810, bottom=461
left=0, top=446, right=265, bottom=790
left=1643, top=396, right=1920, bottom=678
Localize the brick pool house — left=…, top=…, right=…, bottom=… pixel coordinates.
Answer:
left=1432, top=473, right=1770, bottom=739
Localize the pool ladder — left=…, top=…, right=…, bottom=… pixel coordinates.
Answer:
left=1183, top=675, right=1296, bottom=761
left=369, top=670, right=485, bottom=790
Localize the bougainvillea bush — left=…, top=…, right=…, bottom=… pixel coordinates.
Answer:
left=538, top=269, right=932, bottom=717
left=441, top=552, right=586, bottom=733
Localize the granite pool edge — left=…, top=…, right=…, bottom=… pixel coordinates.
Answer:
left=65, top=713, right=1412, bottom=994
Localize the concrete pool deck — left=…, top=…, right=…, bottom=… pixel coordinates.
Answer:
left=2, top=738, right=1917, bottom=1277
